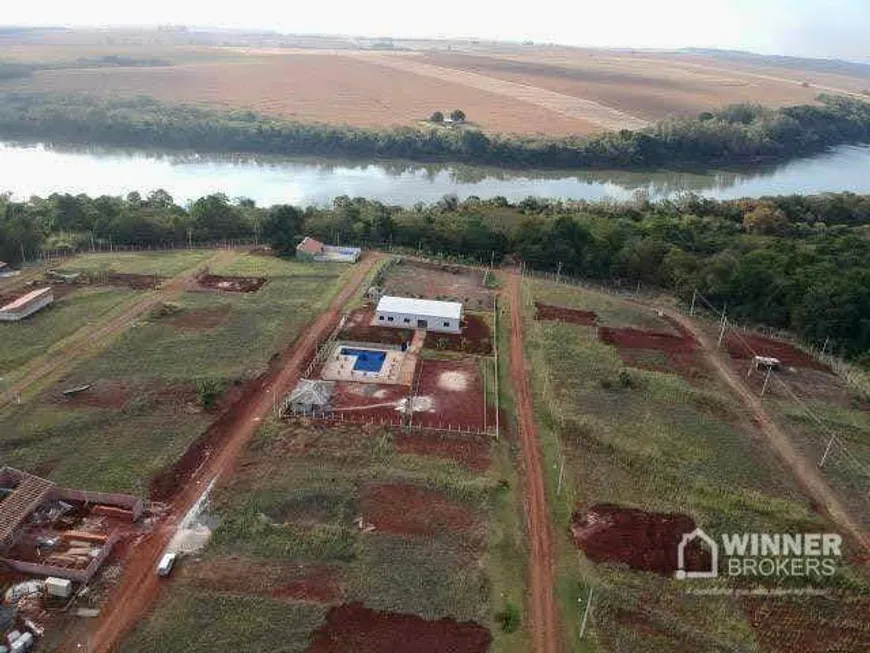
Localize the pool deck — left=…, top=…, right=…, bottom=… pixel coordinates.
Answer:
left=321, top=342, right=414, bottom=385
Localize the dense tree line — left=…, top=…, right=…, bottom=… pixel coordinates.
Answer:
left=0, top=92, right=869, bottom=169
left=2, top=190, right=869, bottom=361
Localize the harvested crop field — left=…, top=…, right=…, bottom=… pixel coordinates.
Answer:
left=724, top=331, right=829, bottom=371
left=10, top=54, right=597, bottom=135
left=306, top=603, right=492, bottom=653
left=361, top=483, right=480, bottom=537
left=196, top=273, right=267, bottom=293
left=570, top=504, right=709, bottom=575
left=394, top=431, right=491, bottom=472
left=382, top=261, right=494, bottom=311
left=535, top=302, right=597, bottom=325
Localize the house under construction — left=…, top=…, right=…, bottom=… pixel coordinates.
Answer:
left=0, top=467, right=144, bottom=583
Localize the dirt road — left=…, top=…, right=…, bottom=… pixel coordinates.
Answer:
left=0, top=249, right=235, bottom=408
left=664, top=308, right=870, bottom=554
left=506, top=272, right=560, bottom=653
left=80, top=253, right=379, bottom=653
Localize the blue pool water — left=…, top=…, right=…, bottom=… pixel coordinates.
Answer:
left=341, top=348, right=387, bottom=373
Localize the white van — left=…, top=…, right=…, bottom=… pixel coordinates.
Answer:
left=157, top=552, right=177, bottom=577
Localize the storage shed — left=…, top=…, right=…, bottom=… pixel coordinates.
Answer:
left=296, top=237, right=361, bottom=263
left=0, top=288, right=54, bottom=322
left=375, top=296, right=462, bottom=334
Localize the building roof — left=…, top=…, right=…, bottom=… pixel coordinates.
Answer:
left=376, top=295, right=462, bottom=320
left=0, top=287, right=53, bottom=313
left=288, top=379, right=335, bottom=406
left=297, top=236, right=326, bottom=255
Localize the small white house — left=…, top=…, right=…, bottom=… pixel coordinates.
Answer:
left=375, top=295, right=462, bottom=334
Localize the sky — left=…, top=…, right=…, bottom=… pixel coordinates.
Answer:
left=4, top=0, right=869, bottom=62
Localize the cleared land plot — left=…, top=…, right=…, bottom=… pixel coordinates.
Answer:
left=123, top=416, right=503, bottom=651
left=0, top=252, right=350, bottom=494
left=381, top=260, right=494, bottom=311
left=525, top=279, right=867, bottom=651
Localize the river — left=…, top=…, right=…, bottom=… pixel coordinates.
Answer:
left=3, top=141, right=870, bottom=206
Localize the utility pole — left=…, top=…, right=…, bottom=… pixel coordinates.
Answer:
left=689, top=289, right=697, bottom=316
left=555, top=261, right=562, bottom=285
left=717, top=316, right=728, bottom=349
left=556, top=457, right=565, bottom=495
left=760, top=366, right=772, bottom=396
left=819, top=434, right=837, bottom=468
left=579, top=588, right=594, bottom=639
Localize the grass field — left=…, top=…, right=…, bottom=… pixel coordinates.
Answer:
left=4, top=32, right=870, bottom=136
left=60, top=250, right=216, bottom=276
left=0, top=250, right=351, bottom=493
left=0, top=285, right=137, bottom=383
left=523, top=278, right=868, bottom=652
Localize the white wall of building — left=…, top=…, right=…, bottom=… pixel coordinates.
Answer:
left=375, top=310, right=460, bottom=334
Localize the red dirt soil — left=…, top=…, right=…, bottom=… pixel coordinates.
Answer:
left=104, top=272, right=161, bottom=290
left=51, top=380, right=131, bottom=409
left=330, top=382, right=408, bottom=426
left=534, top=302, right=598, bottom=326
left=360, top=483, right=478, bottom=537
left=338, top=308, right=413, bottom=346
left=424, top=313, right=494, bottom=355
left=599, top=326, right=697, bottom=353
left=507, top=272, right=559, bottom=653
left=394, top=431, right=491, bottom=472
left=81, top=253, right=380, bottom=653
left=197, top=273, right=267, bottom=293
left=741, top=595, right=870, bottom=653
left=571, top=504, right=710, bottom=576
left=412, top=359, right=493, bottom=431
left=724, top=332, right=830, bottom=372
left=306, top=602, right=492, bottom=653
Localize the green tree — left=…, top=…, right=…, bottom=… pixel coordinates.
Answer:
left=263, top=205, right=304, bottom=255
left=429, top=111, right=444, bottom=123
left=450, top=109, right=466, bottom=122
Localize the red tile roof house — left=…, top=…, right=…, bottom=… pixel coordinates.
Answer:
left=0, top=287, right=54, bottom=322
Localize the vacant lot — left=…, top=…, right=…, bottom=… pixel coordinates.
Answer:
left=0, top=250, right=350, bottom=494
left=524, top=278, right=868, bottom=652
left=381, top=259, right=494, bottom=310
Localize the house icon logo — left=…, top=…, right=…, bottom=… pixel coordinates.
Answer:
left=675, top=527, right=718, bottom=580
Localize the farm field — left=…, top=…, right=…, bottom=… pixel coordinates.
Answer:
left=522, top=277, right=870, bottom=652
left=121, top=257, right=530, bottom=652
left=4, top=32, right=870, bottom=135
left=0, top=249, right=351, bottom=494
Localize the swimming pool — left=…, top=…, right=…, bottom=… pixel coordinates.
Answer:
left=341, top=347, right=387, bottom=373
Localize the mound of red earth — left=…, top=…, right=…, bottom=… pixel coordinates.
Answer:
left=361, top=483, right=478, bottom=537
left=198, top=274, right=267, bottom=293
left=535, top=302, right=598, bottom=326
left=571, top=504, right=710, bottom=576
left=394, top=431, right=491, bottom=472
left=306, top=603, right=491, bottom=653
left=724, top=332, right=829, bottom=372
